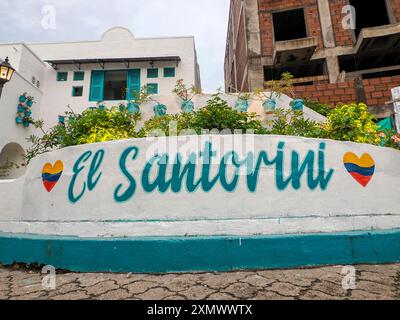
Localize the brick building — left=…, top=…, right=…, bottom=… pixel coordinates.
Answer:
left=224, top=0, right=400, bottom=118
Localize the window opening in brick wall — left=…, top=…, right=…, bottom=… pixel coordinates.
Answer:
left=264, top=59, right=326, bottom=82
left=349, top=0, right=390, bottom=37
left=273, top=8, right=307, bottom=42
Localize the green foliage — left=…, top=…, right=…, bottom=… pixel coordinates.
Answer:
left=268, top=109, right=325, bottom=138
left=189, top=93, right=267, bottom=134
left=173, top=79, right=202, bottom=101
left=26, top=107, right=141, bottom=162
left=257, top=72, right=294, bottom=100
left=380, top=130, right=400, bottom=150
left=323, top=103, right=381, bottom=145
left=140, top=113, right=196, bottom=137
left=303, top=99, right=334, bottom=117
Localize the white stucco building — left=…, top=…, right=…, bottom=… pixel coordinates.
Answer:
left=0, top=27, right=201, bottom=178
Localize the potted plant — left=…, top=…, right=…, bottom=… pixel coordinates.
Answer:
left=97, top=101, right=106, bottom=111
left=126, top=86, right=151, bottom=114
left=17, top=104, right=25, bottom=113
left=26, top=96, right=35, bottom=107
left=19, top=93, right=27, bottom=103
left=24, top=109, right=32, bottom=117
left=173, top=79, right=202, bottom=113
left=153, top=103, right=167, bottom=117
left=15, top=116, right=23, bottom=124
left=234, top=92, right=252, bottom=112
left=256, top=72, right=294, bottom=113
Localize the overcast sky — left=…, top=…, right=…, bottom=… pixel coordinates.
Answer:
left=0, top=0, right=230, bottom=92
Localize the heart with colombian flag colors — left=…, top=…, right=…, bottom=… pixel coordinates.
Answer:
left=343, top=153, right=375, bottom=187
left=42, top=161, right=64, bottom=192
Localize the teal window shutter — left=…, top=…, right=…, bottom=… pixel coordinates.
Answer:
left=147, top=68, right=159, bottom=78
left=89, top=71, right=104, bottom=101
left=57, top=72, right=68, bottom=81
left=147, top=83, right=158, bottom=94
left=74, top=71, right=85, bottom=81
left=127, top=69, right=141, bottom=101
left=164, top=67, right=175, bottom=78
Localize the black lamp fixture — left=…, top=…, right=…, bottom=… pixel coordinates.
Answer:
left=0, top=57, right=16, bottom=98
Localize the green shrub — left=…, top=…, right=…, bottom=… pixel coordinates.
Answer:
left=323, top=103, right=381, bottom=145
left=140, top=113, right=196, bottom=137
left=268, top=109, right=325, bottom=138
left=303, top=99, right=334, bottom=117
left=189, top=93, right=267, bottom=134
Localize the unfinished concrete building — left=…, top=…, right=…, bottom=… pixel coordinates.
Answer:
left=225, top=0, right=400, bottom=118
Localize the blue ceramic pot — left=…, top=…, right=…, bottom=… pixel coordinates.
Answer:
left=58, top=116, right=65, bottom=124
left=24, top=110, right=32, bottom=117
left=17, top=105, right=25, bottom=113
left=263, top=98, right=276, bottom=112
left=127, top=102, right=140, bottom=114
left=291, top=99, right=304, bottom=111
left=234, top=99, right=249, bottom=112
left=181, top=100, right=194, bottom=113
left=88, top=107, right=97, bottom=111
left=26, top=100, right=34, bottom=107
left=154, top=103, right=167, bottom=117
left=23, top=121, right=30, bottom=127
left=98, top=105, right=106, bottom=111
left=15, top=117, right=23, bottom=124
left=19, top=95, right=27, bottom=103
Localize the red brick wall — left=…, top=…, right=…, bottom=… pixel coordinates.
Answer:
left=258, top=0, right=323, bottom=57
left=293, top=81, right=357, bottom=106
left=291, top=76, right=400, bottom=107
left=329, top=0, right=353, bottom=46
left=363, top=76, right=400, bottom=106
left=235, top=10, right=248, bottom=91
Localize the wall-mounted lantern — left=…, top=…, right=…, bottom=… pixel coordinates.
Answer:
left=0, top=57, right=15, bottom=99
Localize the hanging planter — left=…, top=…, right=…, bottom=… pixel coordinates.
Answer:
left=58, top=116, right=66, bottom=125
left=153, top=103, right=167, bottom=117
left=15, top=116, right=23, bottom=124
left=263, top=98, right=277, bottom=113
left=23, top=119, right=30, bottom=127
left=19, top=94, right=27, bottom=103
left=26, top=99, right=34, bottom=107
left=98, top=105, right=107, bottom=111
left=291, top=99, right=304, bottom=111
left=24, top=110, right=32, bottom=117
left=127, top=102, right=140, bottom=114
left=234, top=98, right=250, bottom=112
left=17, top=104, right=25, bottom=113
left=181, top=100, right=194, bottom=113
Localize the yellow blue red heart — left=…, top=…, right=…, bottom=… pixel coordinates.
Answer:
left=42, top=161, right=64, bottom=192
left=343, top=152, right=375, bottom=187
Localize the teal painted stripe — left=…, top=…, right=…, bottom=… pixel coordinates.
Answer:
left=1, top=230, right=400, bottom=273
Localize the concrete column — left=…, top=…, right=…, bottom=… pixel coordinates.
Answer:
left=326, top=56, right=341, bottom=83
left=317, top=0, right=335, bottom=48
left=244, top=0, right=264, bottom=91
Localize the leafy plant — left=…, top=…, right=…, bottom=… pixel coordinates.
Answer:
left=268, top=109, right=325, bottom=138
left=173, top=79, right=202, bottom=102
left=256, top=72, right=294, bottom=100
left=323, top=103, right=381, bottom=145
left=189, top=93, right=266, bottom=134
left=140, top=113, right=196, bottom=137
left=303, top=99, right=334, bottom=117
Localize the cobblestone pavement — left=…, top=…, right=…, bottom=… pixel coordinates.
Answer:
left=0, top=264, right=399, bottom=300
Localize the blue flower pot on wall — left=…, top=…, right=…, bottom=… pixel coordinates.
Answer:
left=154, top=104, right=167, bottom=117
left=291, top=99, right=304, bottom=111
left=58, top=116, right=65, bottom=124
left=26, top=100, right=34, bottom=107
left=19, top=95, right=27, bottom=103
left=17, top=105, right=25, bottom=113
left=98, top=105, right=106, bottom=111
left=24, top=110, right=32, bottom=117
left=23, top=121, right=30, bottom=127
left=181, top=100, right=194, bottom=113
left=263, top=98, right=277, bottom=112
left=234, top=99, right=249, bottom=112
left=15, top=117, right=23, bottom=124
left=127, top=102, right=140, bottom=114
